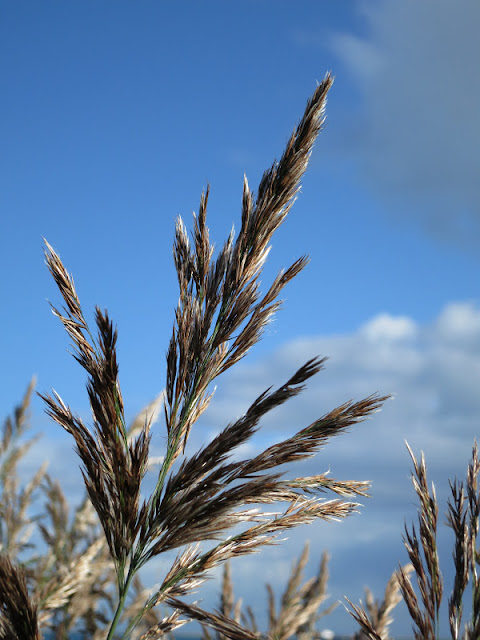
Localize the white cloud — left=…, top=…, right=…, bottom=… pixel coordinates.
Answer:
left=360, top=313, right=417, bottom=342
left=330, top=0, right=480, bottom=248
left=20, top=300, right=480, bottom=636
left=434, top=301, right=480, bottom=344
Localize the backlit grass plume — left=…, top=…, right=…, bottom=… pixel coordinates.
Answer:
left=396, top=442, right=480, bottom=640
left=2, top=73, right=389, bottom=639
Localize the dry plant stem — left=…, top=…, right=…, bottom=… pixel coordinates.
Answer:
left=447, top=478, right=469, bottom=640
left=201, top=563, right=242, bottom=640
left=41, top=74, right=388, bottom=640
left=2, top=381, right=115, bottom=638
left=345, top=601, right=382, bottom=640
left=1, top=383, right=159, bottom=639
left=268, top=544, right=337, bottom=640
left=0, top=554, right=39, bottom=640
left=396, top=443, right=443, bottom=640
left=167, top=598, right=260, bottom=640
left=355, top=441, right=480, bottom=640
left=40, top=248, right=151, bottom=640
left=346, top=563, right=412, bottom=640
left=203, top=543, right=336, bottom=640
left=465, top=441, right=480, bottom=639
left=0, top=377, right=47, bottom=559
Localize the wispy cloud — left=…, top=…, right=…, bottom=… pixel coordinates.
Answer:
left=327, top=0, right=480, bottom=249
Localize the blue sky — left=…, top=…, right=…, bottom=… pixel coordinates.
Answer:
left=1, top=1, right=480, bottom=637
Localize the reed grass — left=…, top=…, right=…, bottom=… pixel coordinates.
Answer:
left=346, top=564, right=413, bottom=640
left=346, top=441, right=480, bottom=640
left=202, top=542, right=337, bottom=640
left=7, top=397, right=479, bottom=640
left=0, top=74, right=390, bottom=639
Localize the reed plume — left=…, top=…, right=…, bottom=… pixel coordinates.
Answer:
left=346, top=564, right=413, bottom=640
left=393, top=442, right=479, bottom=640
left=0, top=73, right=390, bottom=639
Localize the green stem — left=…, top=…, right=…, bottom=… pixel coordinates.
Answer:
left=106, top=567, right=135, bottom=640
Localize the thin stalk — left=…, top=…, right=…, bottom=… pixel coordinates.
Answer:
left=107, top=565, right=136, bottom=640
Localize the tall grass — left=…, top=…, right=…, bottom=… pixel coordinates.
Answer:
left=202, top=543, right=337, bottom=640
left=0, top=75, right=388, bottom=639
left=347, top=442, right=480, bottom=640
